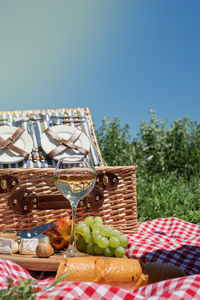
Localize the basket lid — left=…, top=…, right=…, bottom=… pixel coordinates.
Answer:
left=0, top=108, right=103, bottom=168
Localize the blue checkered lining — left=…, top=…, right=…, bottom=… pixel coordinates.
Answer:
left=0, top=109, right=100, bottom=168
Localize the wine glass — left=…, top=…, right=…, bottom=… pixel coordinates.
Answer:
left=54, top=156, right=96, bottom=256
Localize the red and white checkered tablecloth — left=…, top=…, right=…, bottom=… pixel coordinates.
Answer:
left=0, top=217, right=200, bottom=299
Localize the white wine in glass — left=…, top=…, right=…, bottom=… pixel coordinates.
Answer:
left=54, top=156, right=96, bottom=256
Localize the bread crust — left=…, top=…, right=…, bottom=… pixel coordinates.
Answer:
left=55, top=256, right=149, bottom=289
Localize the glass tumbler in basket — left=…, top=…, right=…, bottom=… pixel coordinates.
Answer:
left=54, top=156, right=96, bottom=256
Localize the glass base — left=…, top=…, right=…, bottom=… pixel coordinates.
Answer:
left=58, top=249, right=90, bottom=257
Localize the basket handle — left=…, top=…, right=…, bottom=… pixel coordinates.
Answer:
left=8, top=186, right=104, bottom=215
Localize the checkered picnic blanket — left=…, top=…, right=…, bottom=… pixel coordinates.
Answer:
left=0, top=217, right=200, bottom=299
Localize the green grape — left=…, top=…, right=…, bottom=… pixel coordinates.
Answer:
left=86, top=243, right=96, bottom=255
left=104, top=225, right=112, bottom=230
left=111, top=229, right=121, bottom=237
left=93, top=216, right=103, bottom=225
left=106, top=226, right=115, bottom=237
left=104, top=246, right=114, bottom=257
left=76, top=237, right=87, bottom=252
left=95, top=245, right=104, bottom=255
left=100, top=225, right=112, bottom=237
left=119, top=236, right=129, bottom=247
left=78, top=224, right=90, bottom=237
left=92, top=228, right=100, bottom=237
left=84, top=216, right=94, bottom=228
left=84, top=232, right=93, bottom=244
left=91, top=222, right=102, bottom=231
left=114, top=246, right=126, bottom=258
left=93, top=234, right=102, bottom=244
left=97, top=237, right=109, bottom=249
left=75, top=221, right=85, bottom=233
left=109, top=236, right=120, bottom=248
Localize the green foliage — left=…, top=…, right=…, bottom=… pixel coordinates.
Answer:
left=96, top=115, right=135, bottom=166
left=0, top=272, right=72, bottom=299
left=134, top=110, right=200, bottom=179
left=0, top=278, right=38, bottom=299
left=95, top=111, right=200, bottom=224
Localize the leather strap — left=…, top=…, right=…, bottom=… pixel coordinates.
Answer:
left=8, top=186, right=104, bottom=215
left=47, top=144, right=67, bottom=159
left=0, top=128, right=24, bottom=149
left=0, top=128, right=29, bottom=158
left=7, top=172, right=119, bottom=214
left=44, top=128, right=89, bottom=159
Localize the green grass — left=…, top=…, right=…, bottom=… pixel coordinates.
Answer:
left=137, top=174, right=200, bottom=224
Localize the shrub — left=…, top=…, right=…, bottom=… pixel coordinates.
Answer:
left=95, top=111, right=200, bottom=223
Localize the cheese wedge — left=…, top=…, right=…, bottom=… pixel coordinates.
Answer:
left=19, top=238, right=38, bottom=255
left=0, top=237, right=19, bottom=254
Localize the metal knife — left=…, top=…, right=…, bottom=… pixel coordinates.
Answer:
left=17, top=220, right=57, bottom=239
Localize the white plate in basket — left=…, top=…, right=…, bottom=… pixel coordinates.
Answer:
left=41, top=125, right=91, bottom=161
left=0, top=126, right=33, bottom=164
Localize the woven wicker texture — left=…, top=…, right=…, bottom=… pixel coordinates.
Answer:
left=0, top=166, right=137, bottom=233
left=0, top=108, right=137, bottom=234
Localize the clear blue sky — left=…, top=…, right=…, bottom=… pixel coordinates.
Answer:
left=0, top=0, right=200, bottom=137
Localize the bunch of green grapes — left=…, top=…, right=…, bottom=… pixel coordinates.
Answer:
left=75, top=216, right=128, bottom=257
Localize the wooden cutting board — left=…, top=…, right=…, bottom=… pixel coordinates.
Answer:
left=0, top=253, right=64, bottom=271
left=0, top=233, right=65, bottom=271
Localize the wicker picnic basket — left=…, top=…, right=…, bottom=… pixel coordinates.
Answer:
left=0, top=108, right=137, bottom=234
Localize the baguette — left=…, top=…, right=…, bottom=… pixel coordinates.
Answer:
left=55, top=256, right=149, bottom=289
left=55, top=256, right=186, bottom=290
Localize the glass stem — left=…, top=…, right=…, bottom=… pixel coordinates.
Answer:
left=68, top=202, right=78, bottom=251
